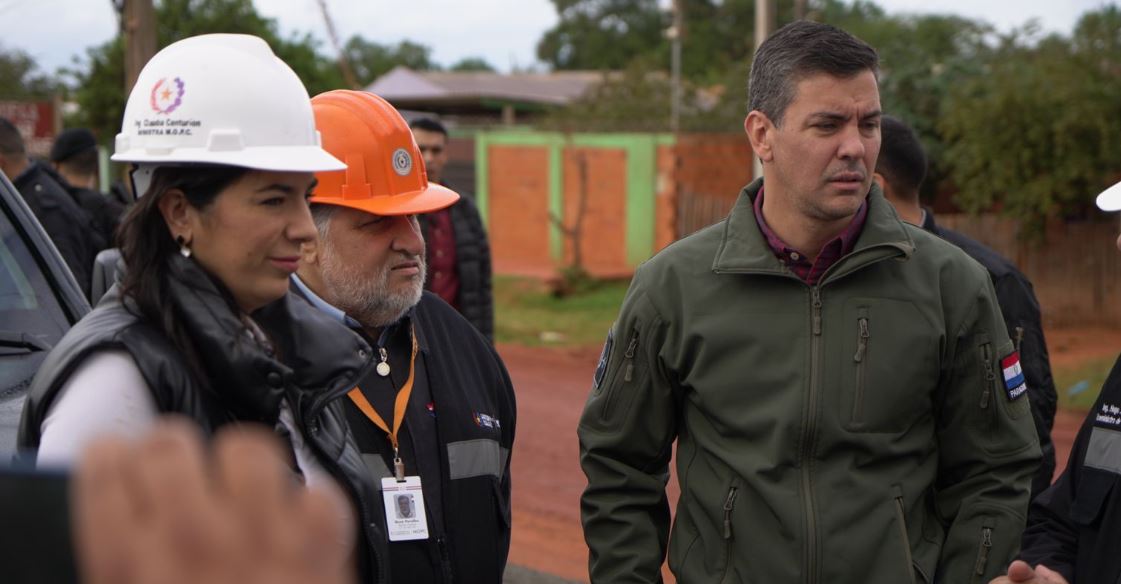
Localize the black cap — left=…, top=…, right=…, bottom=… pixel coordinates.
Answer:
left=50, top=128, right=98, bottom=163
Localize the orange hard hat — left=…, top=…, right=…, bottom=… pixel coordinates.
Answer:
left=309, top=90, right=459, bottom=215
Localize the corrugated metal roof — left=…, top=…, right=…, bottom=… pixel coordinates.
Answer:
left=366, top=66, right=606, bottom=105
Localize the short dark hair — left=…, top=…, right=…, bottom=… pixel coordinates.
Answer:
left=748, top=20, right=879, bottom=126
left=409, top=117, right=447, bottom=137
left=0, top=117, right=27, bottom=157
left=58, top=148, right=99, bottom=177
left=50, top=128, right=98, bottom=164
left=876, top=115, right=927, bottom=200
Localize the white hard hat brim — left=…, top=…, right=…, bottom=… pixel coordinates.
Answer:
left=112, top=144, right=345, bottom=173
left=1097, top=180, right=1121, bottom=212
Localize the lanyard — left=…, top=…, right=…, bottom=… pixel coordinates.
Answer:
left=347, top=326, right=418, bottom=481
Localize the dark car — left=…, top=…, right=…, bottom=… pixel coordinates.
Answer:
left=0, top=170, right=90, bottom=460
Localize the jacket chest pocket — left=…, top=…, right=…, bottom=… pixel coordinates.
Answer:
left=840, top=300, right=940, bottom=433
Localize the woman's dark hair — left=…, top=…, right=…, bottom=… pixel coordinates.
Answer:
left=116, top=164, right=250, bottom=376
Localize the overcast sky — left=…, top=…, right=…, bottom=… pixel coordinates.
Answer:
left=0, top=0, right=1114, bottom=76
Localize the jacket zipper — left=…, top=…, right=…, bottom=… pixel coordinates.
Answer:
left=803, top=286, right=823, bottom=584
left=720, top=486, right=739, bottom=583
left=722, top=486, right=739, bottom=539
left=893, top=493, right=917, bottom=584
left=602, top=330, right=639, bottom=420
left=973, top=526, right=993, bottom=577
left=710, top=244, right=908, bottom=583
left=624, top=332, right=639, bottom=382
left=979, top=343, right=995, bottom=409
left=1014, top=326, right=1024, bottom=353
left=851, top=316, right=870, bottom=428
left=437, top=535, right=454, bottom=583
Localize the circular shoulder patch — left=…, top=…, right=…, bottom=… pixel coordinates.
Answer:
left=392, top=148, right=413, bottom=176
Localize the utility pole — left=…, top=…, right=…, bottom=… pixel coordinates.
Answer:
left=752, top=0, right=776, bottom=180
left=668, top=0, right=683, bottom=133
left=122, top=0, right=157, bottom=94
left=794, top=0, right=807, bottom=20
left=315, top=0, right=360, bottom=89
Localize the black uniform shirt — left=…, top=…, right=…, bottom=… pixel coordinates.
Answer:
left=344, top=314, right=450, bottom=583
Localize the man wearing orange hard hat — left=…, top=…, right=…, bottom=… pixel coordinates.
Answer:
left=293, top=90, right=516, bottom=583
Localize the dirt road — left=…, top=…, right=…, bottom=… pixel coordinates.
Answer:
left=500, top=326, right=1121, bottom=582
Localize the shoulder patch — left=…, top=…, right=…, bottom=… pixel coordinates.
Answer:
left=1001, top=351, right=1028, bottom=401
left=593, top=328, right=614, bottom=390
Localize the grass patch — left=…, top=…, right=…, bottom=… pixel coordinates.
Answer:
left=1054, top=355, right=1117, bottom=411
left=494, top=275, right=630, bottom=347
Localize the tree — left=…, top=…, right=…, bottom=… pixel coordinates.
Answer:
left=940, top=8, right=1121, bottom=229
left=537, top=0, right=668, bottom=70
left=69, top=0, right=343, bottom=141
left=0, top=45, right=60, bottom=100
left=449, top=57, right=495, bottom=72
left=343, top=37, right=437, bottom=86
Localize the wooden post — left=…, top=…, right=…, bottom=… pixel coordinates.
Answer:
left=124, top=0, right=157, bottom=94
left=752, top=0, right=776, bottom=181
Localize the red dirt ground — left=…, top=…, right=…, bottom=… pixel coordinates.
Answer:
left=500, top=326, right=1121, bottom=583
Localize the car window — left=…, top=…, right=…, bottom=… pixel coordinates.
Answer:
left=0, top=202, right=70, bottom=400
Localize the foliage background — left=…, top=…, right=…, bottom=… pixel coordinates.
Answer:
left=3, top=0, right=1121, bottom=227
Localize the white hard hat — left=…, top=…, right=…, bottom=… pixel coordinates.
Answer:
left=112, top=34, right=344, bottom=173
left=1097, top=180, right=1121, bottom=211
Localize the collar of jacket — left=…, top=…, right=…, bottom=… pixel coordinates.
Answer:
left=921, top=207, right=939, bottom=232
left=166, top=254, right=373, bottom=424
left=712, top=177, right=915, bottom=282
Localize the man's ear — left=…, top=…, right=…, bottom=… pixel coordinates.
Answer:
left=744, top=111, right=776, bottom=162
left=157, top=189, right=193, bottom=242
left=300, top=239, right=319, bottom=266
left=872, top=172, right=886, bottom=192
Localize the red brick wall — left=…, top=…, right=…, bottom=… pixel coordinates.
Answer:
left=485, top=133, right=755, bottom=279
left=487, top=145, right=554, bottom=277
left=655, top=145, right=677, bottom=252
left=675, top=133, right=753, bottom=200
left=673, top=133, right=754, bottom=237
left=561, top=148, right=628, bottom=277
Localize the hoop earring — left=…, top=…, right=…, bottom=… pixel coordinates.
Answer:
left=176, top=235, right=192, bottom=258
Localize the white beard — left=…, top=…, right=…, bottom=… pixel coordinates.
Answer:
left=318, top=243, right=425, bottom=328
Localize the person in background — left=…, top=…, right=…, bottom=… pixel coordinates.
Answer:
left=0, top=117, right=97, bottom=298
left=49, top=128, right=126, bottom=252
left=18, top=34, right=387, bottom=583
left=409, top=117, right=494, bottom=342
left=876, top=115, right=1059, bottom=498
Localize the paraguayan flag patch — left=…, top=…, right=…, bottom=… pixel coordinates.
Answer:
left=1001, top=352, right=1028, bottom=401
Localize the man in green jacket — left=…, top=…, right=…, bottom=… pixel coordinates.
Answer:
left=578, top=20, right=1040, bottom=584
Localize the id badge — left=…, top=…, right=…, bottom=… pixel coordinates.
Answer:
left=381, top=476, right=429, bottom=541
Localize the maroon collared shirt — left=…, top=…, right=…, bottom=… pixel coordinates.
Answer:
left=752, top=188, right=868, bottom=285
left=425, top=208, right=459, bottom=309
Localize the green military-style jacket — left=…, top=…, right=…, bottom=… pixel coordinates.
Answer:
left=578, top=179, right=1040, bottom=584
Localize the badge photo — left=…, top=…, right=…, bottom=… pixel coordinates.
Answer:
left=381, top=476, right=429, bottom=541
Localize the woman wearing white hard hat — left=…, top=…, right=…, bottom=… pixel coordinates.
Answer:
left=990, top=183, right=1121, bottom=584
left=17, top=34, right=383, bottom=582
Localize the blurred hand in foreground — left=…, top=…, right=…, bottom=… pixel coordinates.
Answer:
left=74, top=418, right=353, bottom=584
left=989, top=560, right=1070, bottom=584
